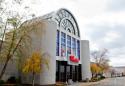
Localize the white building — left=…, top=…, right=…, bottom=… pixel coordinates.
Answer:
left=0, top=8, right=92, bottom=86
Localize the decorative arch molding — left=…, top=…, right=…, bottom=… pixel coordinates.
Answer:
left=54, top=8, right=80, bottom=37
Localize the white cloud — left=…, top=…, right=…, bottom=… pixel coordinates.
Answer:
left=104, top=31, right=120, bottom=43
left=7, top=0, right=125, bottom=66
left=85, top=11, right=125, bottom=26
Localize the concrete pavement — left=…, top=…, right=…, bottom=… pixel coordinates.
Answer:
left=68, top=77, right=125, bottom=86
left=89, top=77, right=125, bottom=86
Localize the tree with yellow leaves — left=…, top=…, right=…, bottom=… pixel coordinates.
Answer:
left=91, top=49, right=110, bottom=73
left=22, top=52, right=49, bottom=86
left=91, top=63, right=102, bottom=78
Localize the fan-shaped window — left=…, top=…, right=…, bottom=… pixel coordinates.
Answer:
left=67, top=28, right=71, bottom=33
left=60, top=19, right=75, bottom=35
left=55, top=9, right=80, bottom=37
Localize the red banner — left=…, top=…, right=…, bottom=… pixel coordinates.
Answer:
left=69, top=55, right=79, bottom=63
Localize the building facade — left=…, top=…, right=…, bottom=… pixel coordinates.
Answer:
left=52, top=9, right=81, bottom=82
left=40, top=8, right=92, bottom=85
left=0, top=8, right=92, bottom=85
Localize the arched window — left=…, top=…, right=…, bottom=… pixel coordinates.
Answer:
left=67, top=28, right=71, bottom=33
left=55, top=9, right=80, bottom=37
left=61, top=32, right=66, bottom=57
left=67, top=35, right=71, bottom=58
left=56, top=30, right=60, bottom=56
left=72, top=37, right=76, bottom=55
left=55, top=9, right=81, bottom=61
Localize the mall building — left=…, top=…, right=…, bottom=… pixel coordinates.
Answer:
left=1, top=8, right=92, bottom=86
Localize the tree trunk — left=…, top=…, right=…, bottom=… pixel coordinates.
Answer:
left=92, top=73, right=93, bottom=78
left=0, top=35, right=23, bottom=80
left=0, top=58, right=9, bottom=80
left=32, top=72, right=35, bottom=86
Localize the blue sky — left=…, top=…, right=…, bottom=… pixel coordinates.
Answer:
left=4, top=0, right=125, bottom=66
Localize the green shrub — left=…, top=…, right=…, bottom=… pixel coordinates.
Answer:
left=91, top=75, right=105, bottom=82
left=0, top=80, right=5, bottom=84
left=7, top=76, right=17, bottom=84
left=100, top=76, right=105, bottom=79
left=91, top=77, right=99, bottom=82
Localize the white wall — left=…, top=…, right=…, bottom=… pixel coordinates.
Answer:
left=81, top=40, right=92, bottom=80
left=39, top=21, right=57, bottom=85
left=20, top=20, right=57, bottom=85
left=0, top=60, right=18, bottom=81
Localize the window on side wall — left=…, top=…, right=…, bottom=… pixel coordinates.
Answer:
left=77, top=40, right=80, bottom=59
